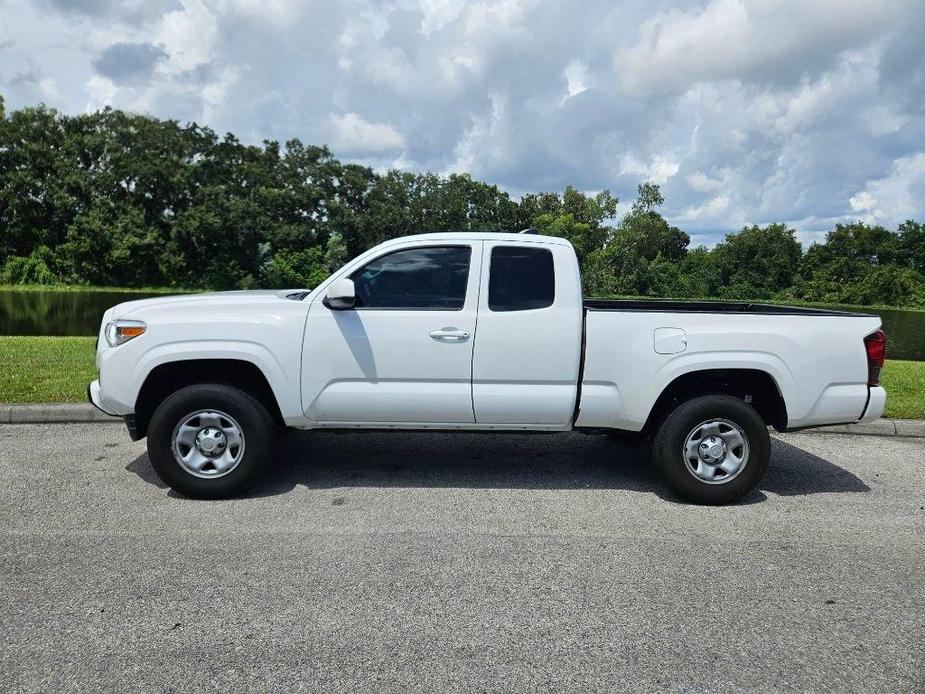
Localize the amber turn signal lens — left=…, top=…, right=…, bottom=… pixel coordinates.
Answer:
left=105, top=320, right=147, bottom=347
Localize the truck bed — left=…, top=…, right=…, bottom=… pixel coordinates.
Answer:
left=583, top=298, right=874, bottom=317
left=576, top=300, right=883, bottom=432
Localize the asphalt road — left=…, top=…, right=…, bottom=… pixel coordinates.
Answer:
left=1, top=423, right=923, bottom=693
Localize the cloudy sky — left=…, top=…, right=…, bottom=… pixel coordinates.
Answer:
left=1, top=0, right=924, bottom=246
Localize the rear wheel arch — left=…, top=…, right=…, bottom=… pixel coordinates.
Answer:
left=643, top=368, right=788, bottom=434
left=133, top=359, right=285, bottom=439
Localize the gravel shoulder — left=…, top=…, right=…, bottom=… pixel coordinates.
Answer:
left=1, top=424, right=923, bottom=693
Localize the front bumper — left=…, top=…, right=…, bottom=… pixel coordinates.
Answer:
left=858, top=386, right=887, bottom=424
left=87, top=380, right=118, bottom=416
left=89, top=380, right=142, bottom=439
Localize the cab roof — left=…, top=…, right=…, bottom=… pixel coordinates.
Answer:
left=374, top=231, right=573, bottom=248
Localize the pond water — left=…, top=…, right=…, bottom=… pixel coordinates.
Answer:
left=1, top=289, right=924, bottom=360
left=0, top=290, right=175, bottom=338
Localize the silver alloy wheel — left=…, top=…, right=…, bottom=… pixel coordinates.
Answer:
left=682, top=418, right=750, bottom=485
left=171, top=410, right=245, bottom=479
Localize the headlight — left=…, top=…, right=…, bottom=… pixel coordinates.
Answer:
left=105, top=320, right=146, bottom=347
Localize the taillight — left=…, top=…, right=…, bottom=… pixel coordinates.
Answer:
left=864, top=329, right=886, bottom=386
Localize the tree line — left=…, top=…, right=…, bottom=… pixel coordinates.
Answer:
left=1, top=98, right=923, bottom=307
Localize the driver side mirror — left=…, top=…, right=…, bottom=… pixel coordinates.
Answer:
left=324, top=278, right=356, bottom=310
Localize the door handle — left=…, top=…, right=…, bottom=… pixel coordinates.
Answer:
left=430, top=328, right=470, bottom=341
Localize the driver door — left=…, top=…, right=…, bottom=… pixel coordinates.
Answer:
left=301, top=241, right=481, bottom=424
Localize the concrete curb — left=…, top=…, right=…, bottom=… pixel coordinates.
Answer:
left=793, top=418, right=925, bottom=438
left=1, top=403, right=120, bottom=424
left=1, top=403, right=923, bottom=437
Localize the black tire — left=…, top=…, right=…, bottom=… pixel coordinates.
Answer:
left=652, top=394, right=770, bottom=505
left=146, top=383, right=275, bottom=499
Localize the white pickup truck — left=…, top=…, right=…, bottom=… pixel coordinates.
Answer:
left=89, top=232, right=887, bottom=503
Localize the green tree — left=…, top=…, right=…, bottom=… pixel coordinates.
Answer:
left=532, top=212, right=600, bottom=264
left=0, top=247, right=57, bottom=284
left=599, top=183, right=689, bottom=295
left=678, top=246, right=721, bottom=298
left=711, top=223, right=802, bottom=298
left=262, top=246, right=327, bottom=288
left=615, top=184, right=689, bottom=263
left=800, top=222, right=899, bottom=277
left=647, top=253, right=685, bottom=297
left=631, top=182, right=665, bottom=215
left=795, top=222, right=912, bottom=304
left=897, top=220, right=925, bottom=274
left=323, top=231, right=348, bottom=274
left=527, top=187, right=619, bottom=283
left=581, top=247, right=621, bottom=296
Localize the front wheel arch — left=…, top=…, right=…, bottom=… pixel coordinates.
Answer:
left=146, top=383, right=276, bottom=498
left=133, top=359, right=285, bottom=439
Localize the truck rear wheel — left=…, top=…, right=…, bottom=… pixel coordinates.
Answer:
left=146, top=383, right=275, bottom=499
left=652, top=394, right=770, bottom=504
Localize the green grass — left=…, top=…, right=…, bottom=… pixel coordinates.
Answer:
left=881, top=360, right=925, bottom=419
left=0, top=336, right=922, bottom=418
left=0, top=336, right=97, bottom=403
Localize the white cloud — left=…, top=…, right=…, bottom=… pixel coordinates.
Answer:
left=680, top=193, right=731, bottom=222
left=561, top=60, right=587, bottom=103
left=619, top=153, right=680, bottom=185
left=201, top=66, right=239, bottom=123
left=327, top=112, right=406, bottom=154
left=849, top=153, right=925, bottom=224
left=849, top=190, right=877, bottom=212
left=687, top=171, right=724, bottom=193
left=616, top=0, right=906, bottom=95
left=774, top=47, right=879, bottom=133
left=38, top=77, right=61, bottom=102
left=227, top=0, right=302, bottom=22
left=419, top=0, right=464, bottom=35
left=0, top=14, right=13, bottom=48
left=84, top=75, right=117, bottom=111
left=463, top=0, right=532, bottom=36
left=863, top=105, right=910, bottom=136
left=157, top=0, right=218, bottom=73
left=448, top=92, right=509, bottom=175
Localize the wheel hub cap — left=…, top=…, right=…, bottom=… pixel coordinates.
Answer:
left=683, top=418, right=750, bottom=485
left=171, top=410, right=245, bottom=479
left=195, top=427, right=227, bottom=456
left=699, top=436, right=727, bottom=463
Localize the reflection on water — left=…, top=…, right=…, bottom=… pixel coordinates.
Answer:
left=1, top=290, right=923, bottom=360
left=0, top=290, right=178, bottom=338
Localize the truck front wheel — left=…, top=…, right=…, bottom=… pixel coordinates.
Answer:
left=652, top=395, right=770, bottom=504
left=146, top=383, right=275, bottom=499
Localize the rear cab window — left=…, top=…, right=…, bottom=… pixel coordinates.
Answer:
left=488, top=246, right=555, bottom=311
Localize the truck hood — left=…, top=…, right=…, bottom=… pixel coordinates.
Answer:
left=111, top=289, right=309, bottom=318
